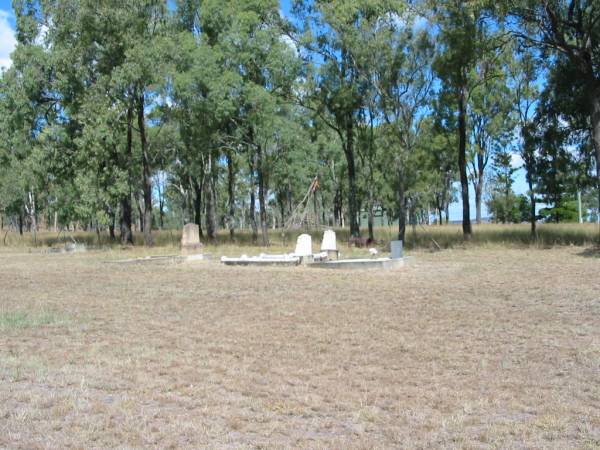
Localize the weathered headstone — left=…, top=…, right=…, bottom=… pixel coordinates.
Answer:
left=181, top=223, right=203, bottom=256
left=390, top=240, right=403, bottom=259
left=320, top=230, right=339, bottom=260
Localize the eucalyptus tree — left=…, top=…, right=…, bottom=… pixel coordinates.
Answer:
left=531, top=83, right=579, bottom=224
left=0, top=71, right=30, bottom=233
left=533, top=56, right=598, bottom=224
left=0, top=1, right=53, bottom=237
left=371, top=10, right=435, bottom=241
left=418, top=117, right=457, bottom=225
left=310, top=119, right=346, bottom=227
left=173, top=0, right=301, bottom=245
left=432, top=0, right=506, bottom=238
left=269, top=106, right=320, bottom=228
left=294, top=0, right=401, bottom=237
left=53, top=12, right=136, bottom=239
left=504, top=0, right=600, bottom=224
left=209, top=0, right=300, bottom=245
left=486, top=147, right=519, bottom=223
left=171, top=28, right=239, bottom=242
left=468, top=57, right=514, bottom=224
left=112, top=1, right=173, bottom=246
left=356, top=99, right=381, bottom=241
left=40, top=1, right=160, bottom=244
left=507, top=43, right=541, bottom=235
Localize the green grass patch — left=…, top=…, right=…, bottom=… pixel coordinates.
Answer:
left=0, top=309, right=69, bottom=330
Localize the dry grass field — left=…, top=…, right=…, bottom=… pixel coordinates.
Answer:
left=1, top=244, right=599, bottom=448
left=3, top=222, right=600, bottom=250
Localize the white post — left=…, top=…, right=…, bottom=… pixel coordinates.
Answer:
left=578, top=191, right=583, bottom=224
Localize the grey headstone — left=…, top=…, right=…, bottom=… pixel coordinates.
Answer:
left=390, top=240, right=403, bottom=259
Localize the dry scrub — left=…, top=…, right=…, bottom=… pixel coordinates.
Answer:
left=0, top=247, right=599, bottom=448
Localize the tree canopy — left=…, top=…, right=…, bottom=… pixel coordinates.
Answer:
left=1, top=0, right=598, bottom=244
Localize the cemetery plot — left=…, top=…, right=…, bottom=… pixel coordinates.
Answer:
left=221, top=230, right=404, bottom=269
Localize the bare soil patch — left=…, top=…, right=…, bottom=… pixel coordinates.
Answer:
left=0, top=247, right=598, bottom=448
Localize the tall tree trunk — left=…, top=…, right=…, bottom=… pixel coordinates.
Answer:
left=204, top=153, right=217, bottom=243
left=333, top=186, right=341, bottom=227
left=475, top=182, right=482, bottom=224
left=249, top=154, right=258, bottom=244
left=409, top=198, right=417, bottom=236
left=397, top=181, right=406, bottom=242
left=135, top=192, right=144, bottom=232
left=108, top=207, right=116, bottom=241
left=458, top=83, right=472, bottom=238
left=120, top=102, right=134, bottom=245
left=257, top=144, right=269, bottom=246
left=28, top=190, right=37, bottom=244
left=227, top=152, right=235, bottom=240
left=313, top=186, right=320, bottom=228
left=191, top=177, right=204, bottom=238
left=249, top=186, right=258, bottom=243
left=367, top=204, right=374, bottom=242
left=366, top=162, right=374, bottom=241
left=286, top=182, right=293, bottom=221
left=435, top=193, right=443, bottom=225
left=137, top=93, right=153, bottom=247
left=345, top=120, right=360, bottom=237
left=528, top=178, right=536, bottom=237
left=475, top=152, right=484, bottom=224
left=590, top=87, right=600, bottom=239
left=159, top=202, right=164, bottom=229
left=18, top=211, right=23, bottom=236
left=109, top=219, right=115, bottom=241
left=279, top=197, right=285, bottom=227
left=522, top=124, right=537, bottom=237
left=158, top=185, right=165, bottom=229
left=120, top=196, right=133, bottom=245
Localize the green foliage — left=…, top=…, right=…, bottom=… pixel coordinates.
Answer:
left=539, top=201, right=579, bottom=224
left=0, top=0, right=597, bottom=246
left=486, top=148, right=520, bottom=223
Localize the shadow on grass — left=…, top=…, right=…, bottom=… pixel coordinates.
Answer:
left=577, top=247, right=600, bottom=258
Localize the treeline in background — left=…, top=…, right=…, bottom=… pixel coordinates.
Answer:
left=1, top=0, right=599, bottom=247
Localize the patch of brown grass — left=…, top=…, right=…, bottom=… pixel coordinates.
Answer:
left=0, top=246, right=599, bottom=448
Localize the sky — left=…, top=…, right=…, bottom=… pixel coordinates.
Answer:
left=0, top=1, right=16, bottom=70
left=0, top=0, right=532, bottom=221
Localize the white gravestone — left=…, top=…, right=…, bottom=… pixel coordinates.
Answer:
left=294, top=234, right=313, bottom=257
left=320, top=230, right=339, bottom=260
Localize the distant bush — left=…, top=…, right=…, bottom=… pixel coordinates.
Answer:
left=1, top=223, right=598, bottom=250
